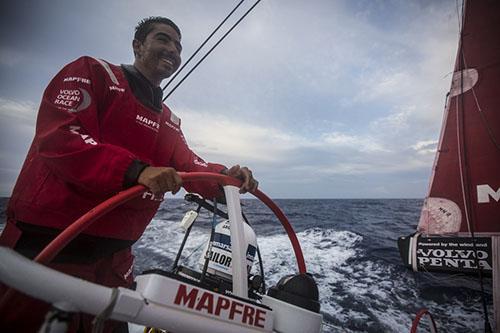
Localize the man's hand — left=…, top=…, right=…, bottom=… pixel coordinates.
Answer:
left=137, top=166, right=182, bottom=196
left=224, top=165, right=259, bottom=193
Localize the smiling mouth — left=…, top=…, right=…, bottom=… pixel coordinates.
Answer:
left=160, top=57, right=175, bottom=68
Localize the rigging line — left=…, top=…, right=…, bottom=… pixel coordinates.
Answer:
left=162, top=0, right=246, bottom=92
left=459, top=48, right=500, bottom=152
left=456, top=0, right=472, bottom=259
left=200, top=197, right=218, bottom=283
left=163, top=0, right=262, bottom=101
left=455, top=1, right=492, bottom=331
left=171, top=204, right=203, bottom=272
left=242, top=212, right=266, bottom=293
left=183, top=240, right=206, bottom=262
left=456, top=3, right=472, bottom=247
left=469, top=84, right=500, bottom=151
left=455, top=0, right=464, bottom=33
left=455, top=0, right=500, bottom=152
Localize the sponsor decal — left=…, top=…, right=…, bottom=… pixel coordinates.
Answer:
left=212, top=233, right=257, bottom=262
left=73, top=89, right=91, bottom=112
left=203, top=227, right=256, bottom=275
left=136, top=114, right=160, bottom=132
left=477, top=184, right=500, bottom=203
left=109, top=85, right=125, bottom=93
left=54, top=89, right=81, bottom=107
left=63, top=77, right=91, bottom=84
left=212, top=240, right=232, bottom=252
left=416, top=237, right=492, bottom=272
left=164, top=120, right=180, bottom=132
left=69, top=125, right=97, bottom=145
left=54, top=88, right=91, bottom=112
left=174, top=284, right=267, bottom=328
left=123, top=263, right=134, bottom=280
left=208, top=249, right=233, bottom=268
left=206, top=246, right=256, bottom=273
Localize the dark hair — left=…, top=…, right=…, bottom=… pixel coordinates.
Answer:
left=134, top=16, right=181, bottom=42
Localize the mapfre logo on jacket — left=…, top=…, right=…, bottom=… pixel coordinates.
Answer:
left=136, top=114, right=160, bottom=132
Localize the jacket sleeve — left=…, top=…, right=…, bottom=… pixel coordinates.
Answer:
left=35, top=56, right=137, bottom=194
left=170, top=123, right=227, bottom=199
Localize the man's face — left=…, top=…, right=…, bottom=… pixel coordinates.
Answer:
left=133, top=23, right=182, bottom=83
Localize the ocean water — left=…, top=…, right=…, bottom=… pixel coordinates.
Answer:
left=0, top=197, right=494, bottom=333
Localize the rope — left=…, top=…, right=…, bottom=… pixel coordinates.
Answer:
left=454, top=1, right=492, bottom=331
left=183, top=240, right=208, bottom=262
left=171, top=204, right=202, bottom=272
left=200, top=198, right=218, bottom=283
left=162, top=0, right=246, bottom=92
left=454, top=0, right=500, bottom=152
left=242, top=212, right=266, bottom=293
left=163, top=0, right=262, bottom=100
left=92, top=288, right=120, bottom=333
left=469, top=82, right=500, bottom=151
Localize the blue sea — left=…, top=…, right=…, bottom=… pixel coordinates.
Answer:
left=0, top=197, right=494, bottom=333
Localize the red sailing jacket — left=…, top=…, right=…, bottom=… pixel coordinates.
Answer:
left=7, top=56, right=225, bottom=240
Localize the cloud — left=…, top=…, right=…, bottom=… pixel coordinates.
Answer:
left=0, top=98, right=37, bottom=153
left=178, top=107, right=392, bottom=159
left=0, top=48, right=29, bottom=67
left=322, top=132, right=387, bottom=153
left=0, top=98, right=37, bottom=196
left=175, top=108, right=432, bottom=178
left=411, top=140, right=438, bottom=155
left=323, top=0, right=459, bottom=147
left=177, top=109, right=306, bottom=164
left=0, top=98, right=38, bottom=124
left=352, top=68, right=415, bottom=107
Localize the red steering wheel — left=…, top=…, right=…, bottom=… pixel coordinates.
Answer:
left=34, top=172, right=307, bottom=274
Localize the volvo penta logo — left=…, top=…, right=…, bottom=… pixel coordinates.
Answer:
left=416, top=237, right=493, bottom=273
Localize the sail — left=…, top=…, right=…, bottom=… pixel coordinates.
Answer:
left=418, top=0, right=500, bottom=235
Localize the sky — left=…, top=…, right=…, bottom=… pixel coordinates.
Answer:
left=0, top=0, right=461, bottom=198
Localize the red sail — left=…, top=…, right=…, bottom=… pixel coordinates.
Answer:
left=418, top=0, right=500, bottom=235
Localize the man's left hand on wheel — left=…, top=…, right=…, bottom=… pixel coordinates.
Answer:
left=224, top=165, right=259, bottom=193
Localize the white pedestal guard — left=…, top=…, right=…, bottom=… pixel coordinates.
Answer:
left=262, top=295, right=323, bottom=333
left=135, top=273, right=274, bottom=332
left=0, top=248, right=272, bottom=332
left=0, top=182, right=323, bottom=333
left=223, top=184, right=248, bottom=298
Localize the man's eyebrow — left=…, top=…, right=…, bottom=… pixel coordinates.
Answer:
left=153, top=31, right=182, bottom=50
left=154, top=32, right=172, bottom=39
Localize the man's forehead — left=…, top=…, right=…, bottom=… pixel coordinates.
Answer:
left=149, top=23, right=181, bottom=40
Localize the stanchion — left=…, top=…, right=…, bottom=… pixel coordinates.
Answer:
left=493, top=236, right=499, bottom=333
